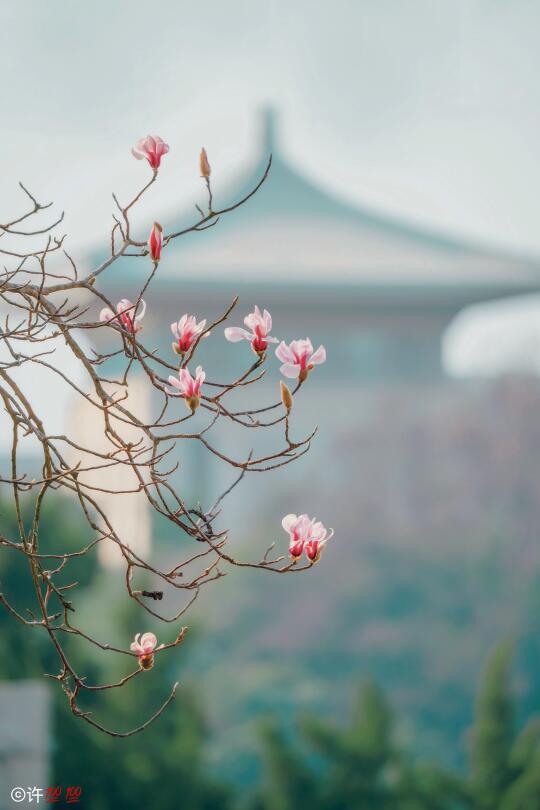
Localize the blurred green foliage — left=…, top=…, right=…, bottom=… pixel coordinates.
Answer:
left=2, top=495, right=540, bottom=808
left=0, top=495, right=232, bottom=809
left=248, top=644, right=540, bottom=810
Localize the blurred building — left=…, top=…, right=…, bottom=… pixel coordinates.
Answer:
left=86, top=110, right=540, bottom=779
left=96, top=108, right=540, bottom=380
left=0, top=682, right=50, bottom=808
left=87, top=109, right=540, bottom=547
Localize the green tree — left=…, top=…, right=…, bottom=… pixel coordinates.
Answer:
left=248, top=719, right=321, bottom=810
left=302, top=681, right=395, bottom=810
left=470, top=643, right=515, bottom=808
left=468, top=643, right=540, bottom=810
left=251, top=681, right=465, bottom=810
left=0, top=495, right=232, bottom=810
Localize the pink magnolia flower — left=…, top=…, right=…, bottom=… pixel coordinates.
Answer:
left=282, top=513, right=311, bottom=560
left=282, top=513, right=333, bottom=563
left=304, top=519, right=334, bottom=563
left=167, top=365, right=206, bottom=412
left=148, top=222, right=163, bottom=262
left=130, top=632, right=163, bottom=670
left=171, top=314, right=209, bottom=356
left=275, top=339, right=326, bottom=382
left=132, top=135, right=170, bottom=170
left=99, top=298, right=146, bottom=334
left=224, top=306, right=279, bottom=355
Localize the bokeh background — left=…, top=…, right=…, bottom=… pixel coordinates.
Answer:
left=2, top=2, right=540, bottom=808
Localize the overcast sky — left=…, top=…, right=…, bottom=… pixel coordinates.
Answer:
left=1, top=0, right=539, bottom=254
left=1, top=0, right=540, bottom=381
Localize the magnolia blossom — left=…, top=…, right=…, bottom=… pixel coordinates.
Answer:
left=224, top=306, right=279, bottom=355
left=130, top=632, right=163, bottom=670
left=282, top=513, right=333, bottom=563
left=171, top=314, right=209, bottom=356
left=148, top=222, right=163, bottom=262
left=167, top=365, right=206, bottom=412
left=99, top=298, right=146, bottom=334
left=200, top=147, right=211, bottom=178
left=132, top=135, right=170, bottom=170
left=275, top=339, right=326, bottom=382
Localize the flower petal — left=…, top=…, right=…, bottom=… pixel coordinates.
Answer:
left=100, top=308, right=115, bottom=323
left=280, top=363, right=301, bottom=379
left=224, top=327, right=251, bottom=342
left=140, top=632, right=157, bottom=652
left=282, top=514, right=298, bottom=533
left=310, top=345, right=326, bottom=365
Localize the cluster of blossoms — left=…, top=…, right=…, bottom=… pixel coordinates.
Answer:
left=224, top=306, right=326, bottom=381
left=282, top=513, right=334, bottom=563
left=98, top=134, right=334, bottom=664
left=100, top=300, right=327, bottom=396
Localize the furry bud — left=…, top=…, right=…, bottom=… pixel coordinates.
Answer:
left=280, top=381, right=293, bottom=414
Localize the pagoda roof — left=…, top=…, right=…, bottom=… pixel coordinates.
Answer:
left=103, top=109, right=540, bottom=306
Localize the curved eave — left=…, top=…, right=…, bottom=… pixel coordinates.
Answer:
left=100, top=274, right=540, bottom=315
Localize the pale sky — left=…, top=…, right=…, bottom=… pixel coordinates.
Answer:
left=1, top=1, right=539, bottom=254
left=1, top=0, right=540, bottom=385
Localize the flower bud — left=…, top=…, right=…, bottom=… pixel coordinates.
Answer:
left=200, top=148, right=211, bottom=179
left=148, top=222, right=163, bottom=262
left=280, top=381, right=293, bottom=414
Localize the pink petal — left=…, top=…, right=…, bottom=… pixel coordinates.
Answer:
left=224, top=327, right=251, bottom=342
left=117, top=298, right=133, bottom=314
left=275, top=341, right=295, bottom=364
left=310, top=345, right=326, bottom=365
left=280, top=363, right=301, bottom=379
left=100, top=307, right=115, bottom=323
left=290, top=338, right=313, bottom=359
left=263, top=309, right=272, bottom=332
left=282, top=514, right=299, bottom=533
left=289, top=539, right=305, bottom=559
left=140, top=632, right=157, bottom=652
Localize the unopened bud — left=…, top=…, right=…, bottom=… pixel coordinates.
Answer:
left=200, top=147, right=211, bottom=179
left=280, top=381, right=293, bottom=414
left=148, top=221, right=163, bottom=262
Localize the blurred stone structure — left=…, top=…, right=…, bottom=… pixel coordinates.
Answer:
left=94, top=107, right=540, bottom=381
left=85, top=108, right=540, bottom=532
left=0, top=681, right=49, bottom=808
